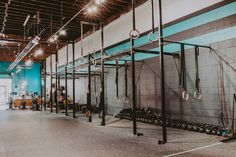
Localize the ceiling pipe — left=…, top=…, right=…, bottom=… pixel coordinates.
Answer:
left=47, top=1, right=92, bottom=42
left=8, top=36, right=40, bottom=70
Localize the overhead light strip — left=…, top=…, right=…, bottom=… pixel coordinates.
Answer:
left=23, top=15, right=30, bottom=27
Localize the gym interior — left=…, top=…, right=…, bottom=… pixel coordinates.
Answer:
left=0, top=0, right=236, bottom=156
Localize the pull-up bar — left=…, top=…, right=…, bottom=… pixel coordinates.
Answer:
left=133, top=48, right=179, bottom=57
left=164, top=40, right=211, bottom=49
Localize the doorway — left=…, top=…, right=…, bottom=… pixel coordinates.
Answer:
left=0, top=78, right=12, bottom=110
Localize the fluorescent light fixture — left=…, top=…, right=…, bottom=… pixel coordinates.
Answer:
left=59, top=29, right=66, bottom=36
left=8, top=36, right=40, bottom=70
left=25, top=59, right=33, bottom=66
left=16, top=69, right=21, bottom=73
left=16, top=65, right=32, bottom=70
left=23, top=15, right=30, bottom=27
left=34, top=48, right=43, bottom=57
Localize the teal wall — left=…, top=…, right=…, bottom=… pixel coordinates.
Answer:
left=0, top=62, right=41, bottom=95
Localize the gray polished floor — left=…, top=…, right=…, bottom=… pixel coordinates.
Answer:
left=0, top=110, right=235, bottom=157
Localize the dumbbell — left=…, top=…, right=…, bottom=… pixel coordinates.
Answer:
left=204, top=124, right=213, bottom=134
left=143, top=108, right=149, bottom=123
left=193, top=122, right=203, bottom=132
left=175, top=120, right=182, bottom=129
left=171, top=119, right=178, bottom=128
left=136, top=110, right=141, bottom=121
left=140, top=108, right=147, bottom=122
left=198, top=123, right=208, bottom=133
left=146, top=110, right=155, bottom=124
left=181, top=121, right=188, bottom=130
left=186, top=121, right=194, bottom=131
left=153, top=113, right=161, bottom=125
left=192, top=122, right=200, bottom=132
left=211, top=126, right=220, bottom=135
left=216, top=127, right=223, bottom=136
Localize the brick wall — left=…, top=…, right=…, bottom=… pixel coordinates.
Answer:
left=104, top=9, right=236, bottom=126
left=105, top=38, right=236, bottom=126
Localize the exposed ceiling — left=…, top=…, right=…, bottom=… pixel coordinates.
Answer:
left=0, top=0, right=147, bottom=62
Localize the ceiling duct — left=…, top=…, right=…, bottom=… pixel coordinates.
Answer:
left=8, top=36, right=40, bottom=71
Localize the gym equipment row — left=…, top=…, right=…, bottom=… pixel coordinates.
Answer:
left=115, top=107, right=230, bottom=136
left=40, top=0, right=236, bottom=145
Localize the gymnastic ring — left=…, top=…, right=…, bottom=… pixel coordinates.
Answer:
left=194, top=90, right=202, bottom=100
left=114, top=97, right=122, bottom=104
left=78, top=57, right=86, bottom=64
left=41, top=69, right=45, bottom=75
left=182, top=91, right=189, bottom=100
left=123, top=97, right=130, bottom=104
left=129, top=29, right=140, bottom=40
left=148, top=31, right=158, bottom=43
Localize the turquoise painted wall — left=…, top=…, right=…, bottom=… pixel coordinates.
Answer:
left=0, top=62, right=41, bottom=95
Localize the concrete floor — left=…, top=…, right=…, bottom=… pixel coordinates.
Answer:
left=0, top=110, right=235, bottom=157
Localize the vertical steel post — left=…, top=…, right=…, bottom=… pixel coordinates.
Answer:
left=232, top=94, right=236, bottom=136
left=58, top=75, right=60, bottom=109
left=72, top=41, right=76, bottom=118
left=55, top=50, right=58, bottom=113
left=88, top=55, right=92, bottom=122
left=125, top=61, right=128, bottom=98
left=158, top=0, right=167, bottom=144
left=151, top=0, right=155, bottom=33
left=65, top=43, right=68, bottom=116
left=50, top=55, right=53, bottom=112
left=115, top=60, right=119, bottom=98
left=100, top=23, right=105, bottom=126
left=44, top=59, right=46, bottom=110
left=131, top=0, right=137, bottom=135
left=40, top=62, right=43, bottom=109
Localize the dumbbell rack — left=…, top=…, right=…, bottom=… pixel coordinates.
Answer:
left=116, top=107, right=226, bottom=136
